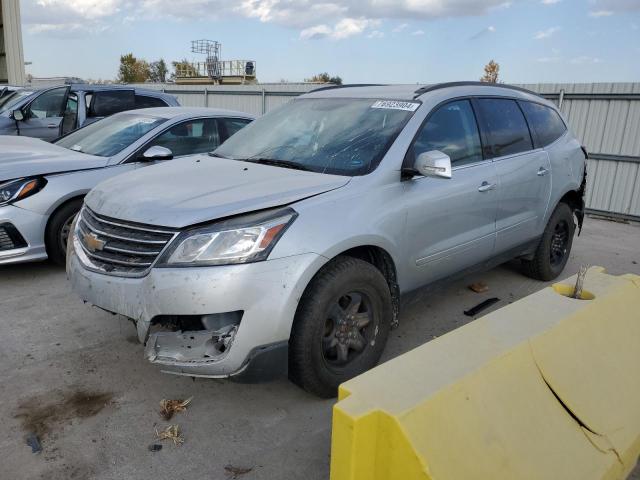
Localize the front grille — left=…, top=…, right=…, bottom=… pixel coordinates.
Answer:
left=0, top=223, right=27, bottom=252
left=76, top=207, right=177, bottom=276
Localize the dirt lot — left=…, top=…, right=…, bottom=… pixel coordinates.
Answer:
left=1, top=216, right=639, bottom=480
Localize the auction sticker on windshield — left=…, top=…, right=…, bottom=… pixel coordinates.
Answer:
left=371, top=100, right=419, bottom=111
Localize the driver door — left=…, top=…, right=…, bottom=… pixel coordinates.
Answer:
left=19, top=86, right=69, bottom=141
left=403, top=99, right=498, bottom=286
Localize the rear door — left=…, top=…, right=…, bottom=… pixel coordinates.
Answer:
left=85, top=89, right=135, bottom=125
left=475, top=97, right=552, bottom=254
left=19, top=86, right=69, bottom=141
left=403, top=99, right=498, bottom=285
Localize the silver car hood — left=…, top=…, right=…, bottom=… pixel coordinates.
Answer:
left=0, top=136, right=107, bottom=181
left=86, top=155, right=351, bottom=228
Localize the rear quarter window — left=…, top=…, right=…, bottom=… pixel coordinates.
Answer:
left=519, top=101, right=567, bottom=148
left=135, top=95, right=168, bottom=109
left=476, top=98, right=533, bottom=158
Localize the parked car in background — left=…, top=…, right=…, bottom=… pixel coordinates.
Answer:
left=0, top=107, right=253, bottom=265
left=0, top=84, right=179, bottom=141
left=67, top=82, right=586, bottom=397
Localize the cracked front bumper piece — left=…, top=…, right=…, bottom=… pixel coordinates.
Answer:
left=68, top=232, right=325, bottom=378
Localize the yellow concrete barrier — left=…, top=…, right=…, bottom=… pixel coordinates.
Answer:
left=331, top=267, right=640, bottom=480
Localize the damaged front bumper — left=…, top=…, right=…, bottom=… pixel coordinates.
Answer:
left=67, top=234, right=325, bottom=378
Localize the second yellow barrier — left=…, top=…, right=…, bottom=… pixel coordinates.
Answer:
left=331, top=267, right=640, bottom=480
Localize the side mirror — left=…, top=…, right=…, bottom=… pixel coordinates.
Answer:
left=12, top=109, right=24, bottom=121
left=414, top=150, right=452, bottom=179
left=142, top=146, right=173, bottom=161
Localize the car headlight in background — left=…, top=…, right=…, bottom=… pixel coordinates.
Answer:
left=0, top=177, right=47, bottom=206
left=158, top=208, right=297, bottom=267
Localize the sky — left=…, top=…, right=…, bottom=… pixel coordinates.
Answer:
left=20, top=0, right=640, bottom=84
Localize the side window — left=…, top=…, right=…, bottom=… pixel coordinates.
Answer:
left=135, top=95, right=168, bottom=109
left=28, top=87, right=67, bottom=118
left=89, top=90, right=135, bottom=117
left=61, top=93, right=79, bottom=135
left=476, top=98, right=533, bottom=158
left=146, top=118, right=221, bottom=157
left=222, top=117, right=252, bottom=139
left=519, top=101, right=567, bottom=148
left=411, top=99, right=483, bottom=167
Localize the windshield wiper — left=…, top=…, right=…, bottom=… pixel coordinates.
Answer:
left=242, top=158, right=312, bottom=172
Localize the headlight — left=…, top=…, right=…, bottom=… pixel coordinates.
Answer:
left=0, top=177, right=47, bottom=206
left=159, top=208, right=297, bottom=266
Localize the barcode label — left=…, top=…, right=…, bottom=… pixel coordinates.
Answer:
left=371, top=100, right=420, bottom=111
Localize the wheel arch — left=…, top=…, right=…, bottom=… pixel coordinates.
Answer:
left=292, top=243, right=401, bottom=334
left=44, top=194, right=86, bottom=244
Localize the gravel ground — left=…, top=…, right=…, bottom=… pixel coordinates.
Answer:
left=1, top=216, right=638, bottom=480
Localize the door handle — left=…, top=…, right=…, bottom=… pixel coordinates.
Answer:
left=537, top=167, right=549, bottom=176
left=478, top=181, right=496, bottom=192
left=47, top=124, right=58, bottom=128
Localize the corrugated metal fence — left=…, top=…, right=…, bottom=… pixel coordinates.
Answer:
left=133, top=82, right=640, bottom=220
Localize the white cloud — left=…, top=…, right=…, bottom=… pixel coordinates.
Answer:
left=392, top=23, right=409, bottom=33
left=300, top=18, right=380, bottom=40
left=411, top=29, right=425, bottom=35
left=299, top=24, right=333, bottom=40
left=367, top=30, right=385, bottom=39
left=570, top=55, right=602, bottom=64
left=589, top=0, right=640, bottom=14
left=469, top=25, right=496, bottom=40
left=537, top=56, right=561, bottom=62
left=23, top=0, right=520, bottom=39
left=589, top=10, right=613, bottom=17
left=533, top=26, right=560, bottom=39
left=541, top=0, right=561, bottom=4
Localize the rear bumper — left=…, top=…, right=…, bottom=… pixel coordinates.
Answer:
left=0, top=205, right=48, bottom=265
left=67, top=233, right=326, bottom=378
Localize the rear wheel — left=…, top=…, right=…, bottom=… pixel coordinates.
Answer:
left=521, top=202, right=575, bottom=281
left=288, top=256, right=392, bottom=398
left=45, top=198, right=83, bottom=266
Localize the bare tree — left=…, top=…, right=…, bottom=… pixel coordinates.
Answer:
left=480, top=60, right=500, bottom=83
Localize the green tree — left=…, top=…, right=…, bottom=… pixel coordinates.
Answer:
left=149, top=59, right=168, bottom=83
left=305, top=72, right=343, bottom=85
left=171, top=59, right=200, bottom=79
left=480, top=60, right=500, bottom=83
left=117, top=53, right=151, bottom=83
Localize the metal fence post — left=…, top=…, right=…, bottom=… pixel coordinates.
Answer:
left=204, top=88, right=208, bottom=107
left=261, top=88, right=266, bottom=115
left=558, top=89, right=565, bottom=110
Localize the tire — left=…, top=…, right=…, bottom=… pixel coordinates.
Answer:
left=45, top=198, right=83, bottom=266
left=521, top=202, right=576, bottom=281
left=288, top=256, right=392, bottom=398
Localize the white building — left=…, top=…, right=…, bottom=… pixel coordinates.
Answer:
left=0, top=0, right=25, bottom=85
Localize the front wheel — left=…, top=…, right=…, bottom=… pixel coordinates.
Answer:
left=288, top=256, right=392, bottom=398
left=521, top=202, right=576, bottom=281
left=45, top=199, right=83, bottom=266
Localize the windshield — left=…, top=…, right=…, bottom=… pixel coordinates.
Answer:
left=0, top=90, right=34, bottom=114
left=55, top=113, right=165, bottom=157
left=213, top=98, right=418, bottom=176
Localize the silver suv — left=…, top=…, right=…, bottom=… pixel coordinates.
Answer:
left=68, top=82, right=587, bottom=397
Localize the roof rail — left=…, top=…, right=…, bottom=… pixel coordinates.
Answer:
left=413, top=81, right=542, bottom=99
left=309, top=83, right=387, bottom=93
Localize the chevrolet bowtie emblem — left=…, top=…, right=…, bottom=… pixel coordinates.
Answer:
left=84, top=232, right=106, bottom=252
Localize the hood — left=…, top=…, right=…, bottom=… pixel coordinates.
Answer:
left=0, top=136, right=107, bottom=181
left=86, top=155, right=351, bottom=228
